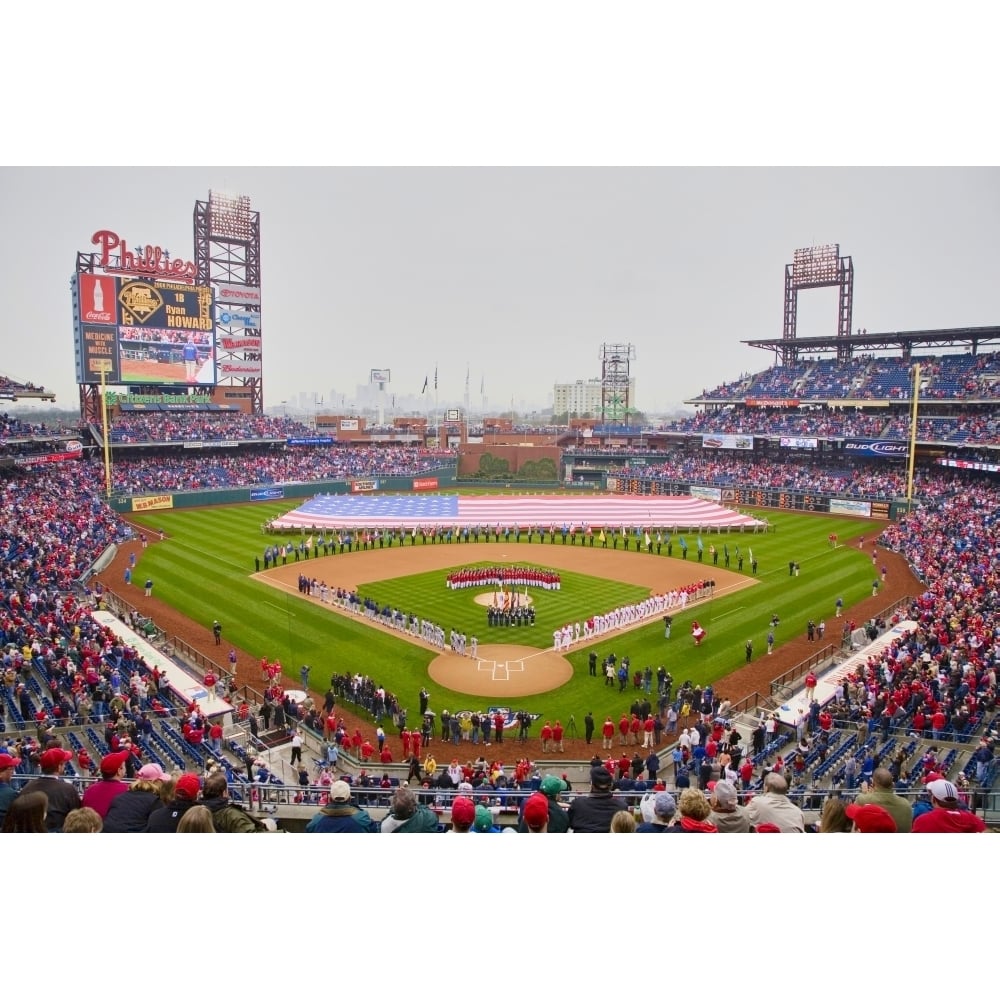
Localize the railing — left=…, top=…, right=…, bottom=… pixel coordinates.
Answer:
left=769, top=644, right=841, bottom=700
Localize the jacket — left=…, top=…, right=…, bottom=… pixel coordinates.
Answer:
left=745, top=792, right=805, bottom=833
left=144, top=799, right=197, bottom=832
left=380, top=804, right=440, bottom=832
left=103, top=789, right=162, bottom=833
left=203, top=795, right=270, bottom=833
left=305, top=803, right=376, bottom=833
left=567, top=791, right=629, bottom=832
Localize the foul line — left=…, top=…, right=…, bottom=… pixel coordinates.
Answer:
left=262, top=602, right=296, bottom=617
left=710, top=606, right=744, bottom=622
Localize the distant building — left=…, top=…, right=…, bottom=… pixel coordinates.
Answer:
left=553, top=377, right=636, bottom=417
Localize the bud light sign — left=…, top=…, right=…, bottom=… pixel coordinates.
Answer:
left=250, top=487, right=284, bottom=501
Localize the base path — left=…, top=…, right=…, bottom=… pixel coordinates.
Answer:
left=428, top=643, right=573, bottom=696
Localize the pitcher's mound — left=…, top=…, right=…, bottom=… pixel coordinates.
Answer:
left=471, top=593, right=533, bottom=608
left=428, top=643, right=572, bottom=697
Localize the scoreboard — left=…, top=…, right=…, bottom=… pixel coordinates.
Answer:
left=73, top=273, right=216, bottom=386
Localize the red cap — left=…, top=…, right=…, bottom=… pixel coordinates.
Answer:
left=39, top=747, right=73, bottom=771
left=523, top=793, right=550, bottom=829
left=100, top=750, right=131, bottom=776
left=845, top=802, right=897, bottom=833
left=174, top=773, right=201, bottom=800
left=0, top=753, right=22, bottom=769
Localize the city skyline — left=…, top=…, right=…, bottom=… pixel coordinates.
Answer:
left=2, top=168, right=998, bottom=415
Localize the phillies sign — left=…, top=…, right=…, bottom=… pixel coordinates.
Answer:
left=91, top=229, right=199, bottom=284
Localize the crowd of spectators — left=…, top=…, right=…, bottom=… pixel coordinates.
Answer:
left=693, top=350, right=1000, bottom=403
left=0, top=375, right=49, bottom=399
left=104, top=445, right=456, bottom=494
left=104, top=411, right=315, bottom=444
left=613, top=453, right=913, bottom=497
left=1, top=413, right=76, bottom=442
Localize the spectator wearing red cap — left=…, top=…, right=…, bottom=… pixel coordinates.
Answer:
left=448, top=795, right=476, bottom=833
left=18, top=747, right=80, bottom=832
left=0, top=751, right=22, bottom=826
left=521, top=793, right=550, bottom=832
left=144, top=773, right=201, bottom=832
left=845, top=802, right=897, bottom=833
left=81, top=750, right=131, bottom=819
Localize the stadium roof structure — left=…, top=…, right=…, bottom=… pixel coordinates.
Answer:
left=743, top=325, right=1000, bottom=358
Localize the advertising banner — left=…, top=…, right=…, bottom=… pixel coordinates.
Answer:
left=412, top=477, right=439, bottom=491
left=215, top=283, right=262, bottom=306
left=350, top=480, right=379, bottom=493
left=702, top=434, right=754, bottom=450
left=843, top=439, right=907, bottom=458
left=340, top=418, right=359, bottom=431
left=78, top=273, right=117, bottom=325
left=829, top=498, right=872, bottom=518
left=287, top=437, right=334, bottom=446
left=218, top=335, right=262, bottom=352
left=14, top=447, right=83, bottom=467
left=250, top=487, right=285, bottom=501
left=937, top=457, right=1000, bottom=472
left=132, top=495, right=174, bottom=512
left=780, top=436, right=818, bottom=449
left=79, top=325, right=121, bottom=382
left=218, top=360, right=262, bottom=376
left=216, top=308, right=260, bottom=330
left=689, top=485, right=722, bottom=502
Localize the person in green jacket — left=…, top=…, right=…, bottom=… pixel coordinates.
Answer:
left=380, top=785, right=440, bottom=833
left=202, top=772, right=276, bottom=832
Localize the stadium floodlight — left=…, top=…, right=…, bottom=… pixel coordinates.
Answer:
left=209, top=191, right=254, bottom=241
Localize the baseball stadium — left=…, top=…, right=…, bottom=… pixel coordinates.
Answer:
left=2, top=191, right=998, bottom=837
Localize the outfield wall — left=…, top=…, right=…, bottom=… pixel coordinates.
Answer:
left=109, top=469, right=458, bottom=514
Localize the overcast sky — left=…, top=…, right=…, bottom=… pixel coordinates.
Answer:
left=1, top=167, right=997, bottom=416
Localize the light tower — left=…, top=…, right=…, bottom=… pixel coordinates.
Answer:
left=599, top=343, right=636, bottom=425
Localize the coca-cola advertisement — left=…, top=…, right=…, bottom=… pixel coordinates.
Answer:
left=78, top=273, right=117, bottom=325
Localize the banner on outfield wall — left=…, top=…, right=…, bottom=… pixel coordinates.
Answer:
left=689, top=485, right=722, bottom=502
left=870, top=501, right=891, bottom=519
left=250, top=487, right=285, bottom=501
left=132, top=495, right=174, bottom=512
left=780, top=436, right=818, bottom=449
left=340, top=419, right=359, bottom=431
left=287, top=437, right=334, bottom=446
left=843, top=439, right=908, bottom=458
left=829, top=498, right=872, bottom=518
left=412, top=477, right=439, bottom=491
left=350, top=480, right=379, bottom=493
left=702, top=434, right=753, bottom=450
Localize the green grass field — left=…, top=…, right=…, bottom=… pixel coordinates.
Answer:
left=128, top=501, right=880, bottom=724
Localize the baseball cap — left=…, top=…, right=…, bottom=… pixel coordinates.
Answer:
left=590, top=766, right=614, bottom=789
left=450, top=796, right=475, bottom=826
left=845, top=802, right=897, bottom=833
left=174, top=773, right=201, bottom=800
left=0, top=753, right=22, bottom=769
left=100, top=750, right=131, bottom=776
left=653, top=792, right=677, bottom=818
left=327, top=780, right=352, bottom=802
left=540, top=775, right=568, bottom=797
left=925, top=778, right=959, bottom=803
left=754, top=822, right=782, bottom=832
left=137, top=762, right=169, bottom=782
left=712, top=779, right=738, bottom=808
left=473, top=805, right=495, bottom=832
left=522, top=793, right=549, bottom=829
left=39, top=747, right=73, bottom=771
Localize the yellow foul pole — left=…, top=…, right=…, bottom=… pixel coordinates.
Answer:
left=905, top=362, right=921, bottom=511
left=100, top=365, right=112, bottom=497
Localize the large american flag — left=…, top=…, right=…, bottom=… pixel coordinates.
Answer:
left=271, top=494, right=762, bottom=530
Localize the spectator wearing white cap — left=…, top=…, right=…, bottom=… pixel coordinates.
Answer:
left=912, top=779, right=987, bottom=833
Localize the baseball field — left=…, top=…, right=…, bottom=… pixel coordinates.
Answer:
left=109, top=496, right=898, bottom=726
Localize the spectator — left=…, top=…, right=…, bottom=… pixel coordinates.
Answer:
left=567, top=767, right=629, bottom=833
left=745, top=773, right=806, bottom=833
left=380, top=785, right=439, bottom=833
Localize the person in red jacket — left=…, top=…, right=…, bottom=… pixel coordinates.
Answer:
left=401, top=729, right=411, bottom=758
left=643, top=716, right=655, bottom=747
left=804, top=672, right=818, bottom=701
left=602, top=716, right=615, bottom=750
left=629, top=715, right=642, bottom=745
left=540, top=721, right=553, bottom=752
left=618, top=714, right=630, bottom=746
left=493, top=712, right=505, bottom=744
left=551, top=720, right=564, bottom=752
